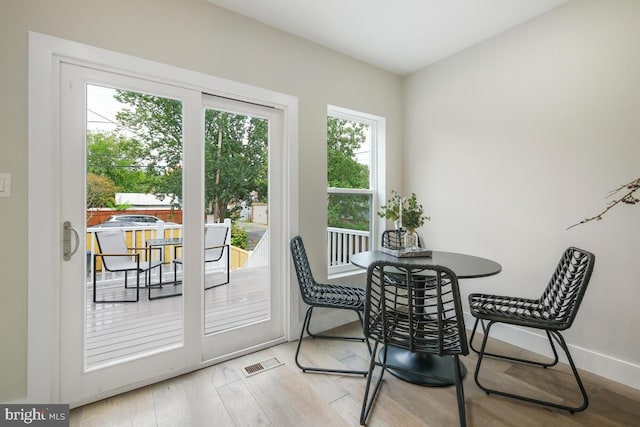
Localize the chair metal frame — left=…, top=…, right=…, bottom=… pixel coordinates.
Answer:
left=360, top=261, right=469, bottom=426
left=290, top=235, right=370, bottom=376
left=93, top=230, right=163, bottom=303
left=469, top=246, right=595, bottom=413
left=173, top=224, right=230, bottom=291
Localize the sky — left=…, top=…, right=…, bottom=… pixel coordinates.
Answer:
left=86, top=84, right=126, bottom=133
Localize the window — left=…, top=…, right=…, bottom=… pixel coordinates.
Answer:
left=327, top=105, right=385, bottom=275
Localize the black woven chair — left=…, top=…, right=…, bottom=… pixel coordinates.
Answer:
left=360, top=261, right=469, bottom=426
left=381, top=228, right=424, bottom=251
left=381, top=229, right=406, bottom=249
left=290, top=236, right=370, bottom=376
left=469, top=247, right=595, bottom=413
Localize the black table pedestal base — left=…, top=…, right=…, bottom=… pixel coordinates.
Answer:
left=379, top=345, right=466, bottom=386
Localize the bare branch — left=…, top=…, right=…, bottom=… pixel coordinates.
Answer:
left=567, top=177, right=640, bottom=230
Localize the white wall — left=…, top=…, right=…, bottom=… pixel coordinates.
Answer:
left=404, top=0, right=640, bottom=388
left=0, top=0, right=402, bottom=401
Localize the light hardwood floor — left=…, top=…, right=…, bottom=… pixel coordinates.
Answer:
left=70, top=322, right=640, bottom=426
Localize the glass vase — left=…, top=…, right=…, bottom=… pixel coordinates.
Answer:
left=404, top=229, right=419, bottom=250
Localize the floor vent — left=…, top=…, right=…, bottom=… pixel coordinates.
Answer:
left=242, top=357, right=284, bottom=377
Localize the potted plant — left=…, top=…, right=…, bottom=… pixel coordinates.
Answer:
left=400, top=193, right=430, bottom=249
left=377, top=190, right=403, bottom=227
left=378, top=191, right=430, bottom=249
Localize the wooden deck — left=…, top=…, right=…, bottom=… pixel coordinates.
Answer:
left=85, top=266, right=270, bottom=369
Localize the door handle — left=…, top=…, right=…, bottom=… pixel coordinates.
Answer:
left=63, top=221, right=80, bottom=261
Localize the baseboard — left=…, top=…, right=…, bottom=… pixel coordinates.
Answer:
left=463, top=313, right=640, bottom=390
left=305, top=307, right=359, bottom=336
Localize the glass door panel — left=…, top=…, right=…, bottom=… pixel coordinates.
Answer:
left=85, top=83, right=185, bottom=365
left=59, top=63, right=193, bottom=404
left=199, top=95, right=285, bottom=362
left=201, top=106, right=270, bottom=335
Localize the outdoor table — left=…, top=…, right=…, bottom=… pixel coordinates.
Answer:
left=146, top=238, right=183, bottom=299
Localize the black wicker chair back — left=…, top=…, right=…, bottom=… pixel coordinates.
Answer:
left=290, top=236, right=370, bottom=376
left=538, top=248, right=594, bottom=330
left=380, top=229, right=406, bottom=250
left=469, top=246, right=595, bottom=413
left=360, top=261, right=468, bottom=426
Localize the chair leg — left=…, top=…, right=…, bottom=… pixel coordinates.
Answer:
left=294, top=306, right=368, bottom=376
left=549, top=331, right=589, bottom=413
left=359, top=341, right=385, bottom=425
left=470, top=318, right=559, bottom=368
left=92, top=255, right=139, bottom=303
left=453, top=354, right=467, bottom=427
left=474, top=320, right=589, bottom=413
left=148, top=265, right=178, bottom=300
left=204, top=250, right=231, bottom=290
left=468, top=317, right=483, bottom=354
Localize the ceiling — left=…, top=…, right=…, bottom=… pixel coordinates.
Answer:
left=207, top=0, right=570, bottom=75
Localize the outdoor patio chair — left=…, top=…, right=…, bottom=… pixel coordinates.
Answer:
left=173, top=224, right=230, bottom=290
left=93, top=230, right=163, bottom=303
left=290, top=235, right=370, bottom=376
left=469, top=246, right=595, bottom=413
left=360, top=261, right=469, bottom=426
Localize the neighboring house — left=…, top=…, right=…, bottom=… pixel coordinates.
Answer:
left=115, top=193, right=174, bottom=209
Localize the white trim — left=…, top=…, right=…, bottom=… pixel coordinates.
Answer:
left=463, top=313, right=640, bottom=390
left=27, top=31, right=298, bottom=403
left=327, top=187, right=375, bottom=195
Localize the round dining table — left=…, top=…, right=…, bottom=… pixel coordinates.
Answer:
left=351, top=249, right=502, bottom=387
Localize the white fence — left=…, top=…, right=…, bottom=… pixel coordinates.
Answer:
left=86, top=224, right=183, bottom=283
left=327, top=227, right=370, bottom=274
left=245, top=229, right=269, bottom=268
left=86, top=220, right=234, bottom=283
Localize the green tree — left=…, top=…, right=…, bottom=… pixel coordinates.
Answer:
left=114, top=91, right=183, bottom=207
left=86, top=173, right=117, bottom=208
left=204, top=111, right=268, bottom=220
left=327, top=117, right=370, bottom=230
left=113, top=90, right=268, bottom=220
left=86, top=132, right=153, bottom=194
left=327, top=117, right=369, bottom=188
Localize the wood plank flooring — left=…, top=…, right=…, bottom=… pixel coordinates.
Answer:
left=70, top=322, right=640, bottom=426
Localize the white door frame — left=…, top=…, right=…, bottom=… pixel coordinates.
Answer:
left=27, top=31, right=299, bottom=404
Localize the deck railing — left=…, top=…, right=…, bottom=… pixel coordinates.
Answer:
left=327, top=227, right=370, bottom=274
left=245, top=229, right=269, bottom=268
left=86, top=220, right=250, bottom=283
left=86, top=224, right=183, bottom=283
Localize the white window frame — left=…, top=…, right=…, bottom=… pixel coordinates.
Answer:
left=327, top=105, right=386, bottom=277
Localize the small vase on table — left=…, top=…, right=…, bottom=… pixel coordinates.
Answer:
left=404, top=228, right=419, bottom=250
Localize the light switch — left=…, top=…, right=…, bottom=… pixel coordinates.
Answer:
left=0, top=173, right=11, bottom=198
